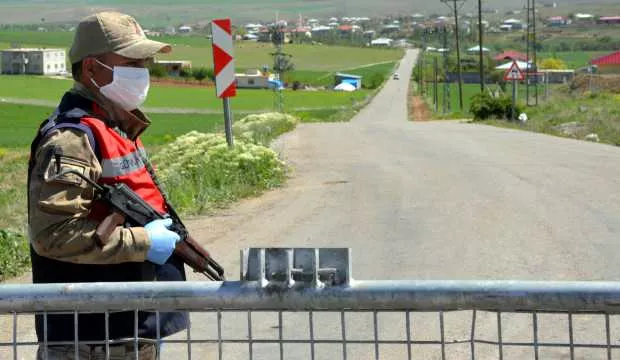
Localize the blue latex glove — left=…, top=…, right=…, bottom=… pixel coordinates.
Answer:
left=145, top=218, right=181, bottom=265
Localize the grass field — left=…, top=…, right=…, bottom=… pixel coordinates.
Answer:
left=0, top=31, right=404, bottom=71
left=0, top=103, right=225, bottom=148
left=0, top=75, right=371, bottom=110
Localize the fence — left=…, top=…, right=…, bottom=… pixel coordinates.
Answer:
left=2, top=248, right=620, bottom=360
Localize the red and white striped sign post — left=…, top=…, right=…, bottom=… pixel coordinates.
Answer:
left=211, top=18, right=236, bottom=147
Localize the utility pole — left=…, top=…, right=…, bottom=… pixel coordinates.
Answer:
left=525, top=0, right=538, bottom=106
left=441, top=0, right=465, bottom=111
left=477, top=0, right=484, bottom=92
left=442, top=26, right=450, bottom=114
left=526, top=0, right=530, bottom=105
left=533, top=0, right=538, bottom=105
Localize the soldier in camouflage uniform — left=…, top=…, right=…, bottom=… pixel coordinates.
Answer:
left=28, top=12, right=188, bottom=360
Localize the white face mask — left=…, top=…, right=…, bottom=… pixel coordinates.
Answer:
left=91, top=60, right=150, bottom=111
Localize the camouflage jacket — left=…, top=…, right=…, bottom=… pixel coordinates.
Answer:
left=28, top=83, right=154, bottom=264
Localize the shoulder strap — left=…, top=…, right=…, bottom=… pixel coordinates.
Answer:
left=37, top=108, right=100, bottom=161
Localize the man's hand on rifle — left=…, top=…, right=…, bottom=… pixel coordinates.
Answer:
left=145, top=218, right=181, bottom=265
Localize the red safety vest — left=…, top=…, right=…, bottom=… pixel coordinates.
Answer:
left=80, top=115, right=167, bottom=219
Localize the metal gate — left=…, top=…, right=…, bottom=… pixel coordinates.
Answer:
left=2, top=248, right=620, bottom=360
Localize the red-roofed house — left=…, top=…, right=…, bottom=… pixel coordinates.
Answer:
left=597, top=16, right=620, bottom=25
left=591, top=51, right=620, bottom=73
left=547, top=16, right=569, bottom=27
left=494, top=50, right=528, bottom=62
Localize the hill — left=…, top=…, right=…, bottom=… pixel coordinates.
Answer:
left=0, top=0, right=618, bottom=27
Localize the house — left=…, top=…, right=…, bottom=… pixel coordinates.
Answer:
left=1, top=48, right=66, bottom=75
left=412, top=13, right=425, bottom=21
left=590, top=51, right=620, bottom=74
left=245, top=23, right=263, bottom=33
left=178, top=25, right=192, bottom=33
left=466, top=45, right=490, bottom=54
left=236, top=69, right=271, bottom=89
left=144, top=30, right=162, bottom=37
left=539, top=69, right=575, bottom=84
left=574, top=13, right=594, bottom=22
left=597, top=16, right=620, bottom=25
left=541, top=2, right=558, bottom=8
left=394, top=39, right=410, bottom=48
left=154, top=60, right=192, bottom=77
left=494, top=50, right=528, bottom=62
left=547, top=16, right=569, bottom=27
left=370, top=38, right=393, bottom=47
left=338, top=25, right=354, bottom=35
left=363, top=30, right=376, bottom=39
left=243, top=33, right=259, bottom=41
left=502, top=19, right=525, bottom=30
left=381, top=24, right=400, bottom=34
left=335, top=73, right=362, bottom=89
left=495, top=60, right=532, bottom=71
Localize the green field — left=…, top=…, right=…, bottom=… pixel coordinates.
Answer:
left=0, top=102, right=350, bottom=148
left=0, top=76, right=371, bottom=110
left=0, top=31, right=404, bottom=71
left=0, top=103, right=225, bottom=148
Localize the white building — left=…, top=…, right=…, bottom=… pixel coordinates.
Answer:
left=1, top=48, right=66, bottom=75
left=235, top=69, right=271, bottom=89
left=370, top=38, right=393, bottom=47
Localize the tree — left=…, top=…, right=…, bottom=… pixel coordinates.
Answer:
left=269, top=24, right=286, bottom=47
left=539, top=58, right=567, bottom=70
left=192, top=67, right=208, bottom=83
left=271, top=49, right=295, bottom=75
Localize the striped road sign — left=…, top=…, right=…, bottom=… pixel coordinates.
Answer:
left=211, top=18, right=236, bottom=98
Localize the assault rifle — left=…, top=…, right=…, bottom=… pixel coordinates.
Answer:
left=53, top=158, right=225, bottom=281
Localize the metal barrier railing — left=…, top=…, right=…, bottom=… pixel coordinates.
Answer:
left=2, top=248, right=620, bottom=360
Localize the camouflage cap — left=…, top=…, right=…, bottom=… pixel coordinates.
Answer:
left=69, top=11, right=171, bottom=64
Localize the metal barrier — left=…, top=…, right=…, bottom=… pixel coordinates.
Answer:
left=2, top=248, right=620, bottom=360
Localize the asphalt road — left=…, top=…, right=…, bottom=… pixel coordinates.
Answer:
left=176, top=49, right=620, bottom=359
left=4, top=49, right=620, bottom=359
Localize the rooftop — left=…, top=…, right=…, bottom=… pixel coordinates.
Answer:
left=591, top=51, right=620, bottom=66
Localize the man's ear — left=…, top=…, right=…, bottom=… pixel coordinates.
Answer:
left=82, top=57, right=95, bottom=80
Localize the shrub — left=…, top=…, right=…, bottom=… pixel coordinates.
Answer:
left=539, top=58, right=567, bottom=70
left=470, top=92, right=522, bottom=121
left=0, top=230, right=30, bottom=280
left=152, top=132, right=287, bottom=214
left=193, top=67, right=214, bottom=83
left=179, top=68, right=193, bottom=81
left=233, top=112, right=299, bottom=146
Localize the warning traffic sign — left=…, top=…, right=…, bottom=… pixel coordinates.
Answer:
left=504, top=60, right=525, bottom=81
left=211, top=18, right=236, bottom=98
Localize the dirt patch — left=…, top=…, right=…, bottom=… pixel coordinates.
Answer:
left=410, top=95, right=431, bottom=121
